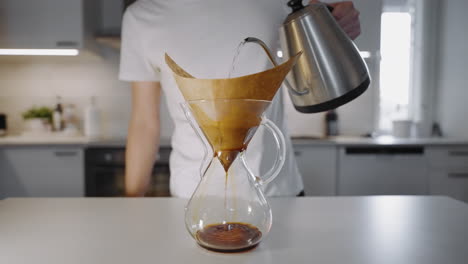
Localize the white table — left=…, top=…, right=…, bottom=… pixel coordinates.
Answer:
left=1, top=196, right=467, bottom=264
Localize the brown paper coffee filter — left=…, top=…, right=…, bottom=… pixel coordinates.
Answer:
left=166, top=52, right=301, bottom=171
left=187, top=99, right=270, bottom=171
left=165, top=52, right=302, bottom=101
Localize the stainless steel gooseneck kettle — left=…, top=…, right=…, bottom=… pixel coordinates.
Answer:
left=245, top=0, right=370, bottom=113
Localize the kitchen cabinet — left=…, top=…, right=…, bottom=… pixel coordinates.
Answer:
left=0, top=0, right=99, bottom=50
left=0, top=147, right=84, bottom=198
left=427, top=146, right=468, bottom=203
left=293, top=144, right=337, bottom=196
left=100, top=0, right=124, bottom=35
left=337, top=146, right=429, bottom=195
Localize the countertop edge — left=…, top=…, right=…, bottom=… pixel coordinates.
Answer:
left=0, top=137, right=172, bottom=148
left=1, top=136, right=468, bottom=147
left=291, top=137, right=468, bottom=146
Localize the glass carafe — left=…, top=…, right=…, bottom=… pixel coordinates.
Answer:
left=181, top=99, right=286, bottom=253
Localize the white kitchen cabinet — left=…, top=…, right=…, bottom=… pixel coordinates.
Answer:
left=429, top=170, right=468, bottom=203
left=293, top=144, right=337, bottom=196
left=337, top=146, right=429, bottom=195
left=427, top=146, right=468, bottom=203
left=426, top=146, right=468, bottom=170
left=0, top=0, right=99, bottom=49
left=0, top=147, right=84, bottom=198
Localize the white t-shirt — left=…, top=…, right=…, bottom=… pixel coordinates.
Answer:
left=119, top=0, right=304, bottom=198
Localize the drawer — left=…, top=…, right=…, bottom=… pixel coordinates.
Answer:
left=338, top=147, right=428, bottom=195
left=426, top=146, right=468, bottom=169
left=293, top=145, right=337, bottom=196
left=429, top=169, right=468, bottom=203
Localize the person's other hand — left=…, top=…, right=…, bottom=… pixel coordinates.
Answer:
left=310, top=0, right=361, bottom=40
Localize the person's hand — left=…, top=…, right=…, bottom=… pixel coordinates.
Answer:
left=310, top=0, right=361, bottom=40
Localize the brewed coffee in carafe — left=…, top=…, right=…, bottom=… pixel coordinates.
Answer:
left=166, top=49, right=301, bottom=252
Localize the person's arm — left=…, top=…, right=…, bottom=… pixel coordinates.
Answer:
left=310, top=0, right=361, bottom=40
left=125, top=81, right=162, bottom=197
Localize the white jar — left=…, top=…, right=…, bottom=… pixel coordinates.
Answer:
left=392, top=120, right=413, bottom=138
left=84, top=97, right=101, bottom=139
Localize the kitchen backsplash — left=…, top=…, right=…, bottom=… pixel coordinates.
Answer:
left=0, top=96, right=130, bottom=138
left=0, top=49, right=174, bottom=139
left=0, top=47, right=376, bottom=139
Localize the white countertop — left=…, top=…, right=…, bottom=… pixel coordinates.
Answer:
left=1, top=196, right=467, bottom=264
left=292, top=135, right=468, bottom=146
left=0, top=135, right=172, bottom=147
left=1, top=134, right=467, bottom=147
left=0, top=135, right=96, bottom=145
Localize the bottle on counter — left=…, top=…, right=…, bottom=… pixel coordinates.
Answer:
left=62, top=104, right=79, bottom=136
left=84, top=96, right=101, bottom=139
left=0, top=113, right=7, bottom=137
left=324, top=109, right=339, bottom=137
left=431, top=122, right=443, bottom=137
left=52, top=96, right=63, bottom=132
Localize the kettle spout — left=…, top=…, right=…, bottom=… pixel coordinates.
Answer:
left=244, top=37, right=308, bottom=96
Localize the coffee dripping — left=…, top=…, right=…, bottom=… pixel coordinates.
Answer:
left=166, top=52, right=301, bottom=252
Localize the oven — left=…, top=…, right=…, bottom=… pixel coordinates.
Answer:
left=85, top=146, right=171, bottom=197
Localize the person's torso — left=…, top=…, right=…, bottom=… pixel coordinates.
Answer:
left=128, top=0, right=303, bottom=197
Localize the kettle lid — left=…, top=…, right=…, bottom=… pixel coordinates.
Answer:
left=287, top=0, right=305, bottom=12
left=284, top=1, right=331, bottom=25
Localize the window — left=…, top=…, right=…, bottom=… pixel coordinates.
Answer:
left=378, top=8, right=413, bottom=131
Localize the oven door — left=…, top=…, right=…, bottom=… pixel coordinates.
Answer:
left=85, top=147, right=171, bottom=197
left=86, top=165, right=125, bottom=197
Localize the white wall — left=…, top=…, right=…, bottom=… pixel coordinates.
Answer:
left=436, top=0, right=468, bottom=138
left=0, top=48, right=174, bottom=139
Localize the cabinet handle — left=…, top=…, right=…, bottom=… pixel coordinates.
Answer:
left=345, top=146, right=424, bottom=155
left=54, top=151, right=78, bottom=157
left=448, top=151, right=468, bottom=156
left=448, top=173, right=468, bottom=178
left=294, top=151, right=302, bottom=156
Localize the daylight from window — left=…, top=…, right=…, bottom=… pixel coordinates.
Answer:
left=379, top=12, right=412, bottom=131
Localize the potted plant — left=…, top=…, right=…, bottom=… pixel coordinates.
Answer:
left=22, top=106, right=53, bottom=134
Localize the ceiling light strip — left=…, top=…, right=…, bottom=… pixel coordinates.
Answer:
left=0, top=49, right=79, bottom=56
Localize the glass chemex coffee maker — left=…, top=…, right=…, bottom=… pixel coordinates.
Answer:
left=165, top=52, right=301, bottom=252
